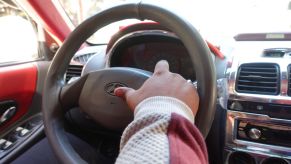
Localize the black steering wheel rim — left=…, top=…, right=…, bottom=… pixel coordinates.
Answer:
left=43, top=2, right=217, bottom=163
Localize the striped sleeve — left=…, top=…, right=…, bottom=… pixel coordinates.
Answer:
left=115, top=96, right=208, bottom=164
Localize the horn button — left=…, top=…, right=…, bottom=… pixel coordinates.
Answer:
left=104, top=82, right=127, bottom=96
left=79, top=68, right=151, bottom=130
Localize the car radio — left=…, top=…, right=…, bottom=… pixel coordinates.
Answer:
left=227, top=100, right=291, bottom=120
left=236, top=120, right=291, bottom=148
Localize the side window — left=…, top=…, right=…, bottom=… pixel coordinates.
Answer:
left=0, top=1, right=38, bottom=64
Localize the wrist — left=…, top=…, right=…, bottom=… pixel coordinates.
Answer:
left=134, top=96, right=195, bottom=123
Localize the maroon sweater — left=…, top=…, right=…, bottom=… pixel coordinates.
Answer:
left=116, top=96, right=208, bottom=164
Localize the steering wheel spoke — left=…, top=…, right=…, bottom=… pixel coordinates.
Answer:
left=60, top=75, right=88, bottom=111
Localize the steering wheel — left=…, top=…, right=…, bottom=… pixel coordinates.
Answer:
left=43, top=2, right=217, bottom=163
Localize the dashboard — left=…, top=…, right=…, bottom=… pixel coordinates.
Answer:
left=224, top=43, right=291, bottom=164
left=65, top=26, right=230, bottom=164
left=66, top=28, right=291, bottom=164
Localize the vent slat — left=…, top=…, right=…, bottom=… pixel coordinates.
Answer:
left=66, top=71, right=82, bottom=74
left=238, top=75, right=278, bottom=80
left=238, top=81, right=277, bottom=87
left=236, top=63, right=280, bottom=95
left=65, top=65, right=83, bottom=83
left=241, top=68, right=276, bottom=72
left=240, top=71, right=277, bottom=75
left=238, top=80, right=277, bottom=84
left=236, top=84, right=277, bottom=89
left=68, top=67, right=83, bottom=70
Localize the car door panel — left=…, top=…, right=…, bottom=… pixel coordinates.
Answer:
left=0, top=61, right=50, bottom=163
left=0, top=63, right=37, bottom=132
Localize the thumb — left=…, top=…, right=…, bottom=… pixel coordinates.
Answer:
left=114, top=87, right=135, bottom=100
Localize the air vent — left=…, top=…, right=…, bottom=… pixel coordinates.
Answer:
left=65, top=65, right=83, bottom=83
left=236, top=63, right=280, bottom=95
left=288, top=65, right=291, bottom=96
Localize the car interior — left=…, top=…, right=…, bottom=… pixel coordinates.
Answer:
left=0, top=0, right=290, bottom=164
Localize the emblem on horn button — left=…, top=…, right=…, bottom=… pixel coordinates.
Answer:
left=104, top=82, right=127, bottom=96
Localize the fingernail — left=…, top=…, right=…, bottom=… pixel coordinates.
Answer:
left=114, top=88, right=123, bottom=97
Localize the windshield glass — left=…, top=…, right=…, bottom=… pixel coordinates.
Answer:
left=59, top=0, right=291, bottom=45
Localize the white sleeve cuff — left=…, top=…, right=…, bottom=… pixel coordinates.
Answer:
left=134, top=96, right=195, bottom=123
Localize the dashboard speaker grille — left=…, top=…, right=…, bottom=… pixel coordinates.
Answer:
left=288, top=65, right=291, bottom=96
left=65, top=65, right=83, bottom=83
left=236, top=63, right=280, bottom=95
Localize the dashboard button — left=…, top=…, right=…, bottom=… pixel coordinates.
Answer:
left=19, top=129, right=29, bottom=137
left=248, top=128, right=261, bottom=140
left=1, top=141, right=13, bottom=150
left=229, top=101, right=243, bottom=111
left=15, top=127, right=24, bottom=132
left=0, top=139, right=6, bottom=147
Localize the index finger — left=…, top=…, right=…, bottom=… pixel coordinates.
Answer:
left=154, top=60, right=170, bottom=75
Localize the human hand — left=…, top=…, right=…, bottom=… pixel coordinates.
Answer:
left=114, top=60, right=199, bottom=116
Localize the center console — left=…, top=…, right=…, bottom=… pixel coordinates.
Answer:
left=223, top=55, right=291, bottom=164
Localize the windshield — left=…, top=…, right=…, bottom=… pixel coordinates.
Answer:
left=59, top=0, right=291, bottom=45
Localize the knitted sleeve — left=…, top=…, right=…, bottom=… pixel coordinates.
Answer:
left=115, top=96, right=208, bottom=164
